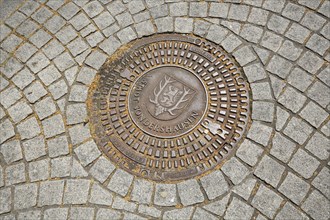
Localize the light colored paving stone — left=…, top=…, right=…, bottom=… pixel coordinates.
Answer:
left=74, top=140, right=101, bottom=166
left=11, top=67, right=34, bottom=90
left=279, top=172, right=310, bottom=204
left=301, top=190, right=330, bottom=220
left=90, top=156, right=115, bottom=183
left=28, top=158, right=49, bottom=182
left=64, top=179, right=90, bottom=204
left=163, top=207, right=194, bottom=220
left=289, top=149, right=320, bottom=179
left=14, top=183, right=38, bottom=210
left=154, top=183, right=177, bottom=206
left=38, top=180, right=65, bottom=206
left=89, top=183, right=113, bottom=206
left=177, top=179, right=204, bottom=206
left=255, top=155, right=285, bottom=188
left=275, top=202, right=309, bottom=220
left=131, top=178, right=153, bottom=204
left=107, top=169, right=133, bottom=197
left=200, top=170, right=228, bottom=200
left=225, top=197, right=254, bottom=220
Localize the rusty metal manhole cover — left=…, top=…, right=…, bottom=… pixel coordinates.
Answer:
left=88, top=34, right=250, bottom=182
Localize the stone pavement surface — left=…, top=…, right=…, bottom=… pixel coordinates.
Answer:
left=0, top=0, right=329, bottom=219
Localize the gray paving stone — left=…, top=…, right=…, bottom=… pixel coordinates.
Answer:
left=51, top=156, right=71, bottom=178
left=15, top=42, right=38, bottom=63
left=282, top=2, right=305, bottom=22
left=155, top=17, right=173, bottom=33
left=70, top=207, right=94, bottom=220
left=284, top=117, right=313, bottom=145
left=275, top=202, right=309, bottom=220
left=19, top=1, right=39, bottom=16
left=22, top=135, right=46, bottom=161
left=255, top=155, right=285, bottom=187
left=0, top=213, right=15, bottom=220
left=34, top=97, right=56, bottom=120
left=47, top=135, right=69, bottom=158
left=301, top=190, right=330, bottom=220
left=5, top=163, right=25, bottom=185
left=207, top=25, right=229, bottom=45
left=285, top=23, right=311, bottom=44
left=71, top=158, right=88, bottom=178
left=133, top=11, right=151, bottom=23
left=28, top=158, right=49, bottom=182
left=5, top=11, right=26, bottom=28
left=150, top=4, right=168, bottom=19
left=42, top=39, right=65, bottom=60
left=38, top=180, right=65, bottom=206
left=318, top=0, right=330, bottom=16
left=192, top=19, right=210, bottom=37
left=221, top=34, right=242, bottom=53
left=301, top=11, right=326, bottom=31
left=16, top=19, right=38, bottom=37
left=8, top=100, right=33, bottom=123
left=123, top=213, right=146, bottom=220
left=37, top=65, right=61, bottom=86
left=90, top=156, right=115, bottom=183
left=83, top=0, right=103, bottom=18
left=48, top=79, right=68, bottom=100
left=74, top=140, right=101, bottom=166
left=94, top=11, right=115, bottom=30
left=236, top=139, right=263, bottom=166
left=252, top=101, right=274, bottom=123
left=0, top=75, right=9, bottom=91
left=70, top=12, right=90, bottom=31
left=42, top=114, right=65, bottom=138
left=17, top=117, right=41, bottom=140
left=0, top=119, right=15, bottom=144
left=112, top=197, right=137, bottom=212
left=14, top=183, right=38, bottom=210
left=24, top=81, right=47, bottom=104
left=233, top=178, right=257, bottom=201
left=192, top=207, right=217, bottom=220
left=247, top=7, right=268, bottom=25
left=58, top=2, right=79, bottom=20
left=107, top=169, right=133, bottom=197
left=86, top=31, right=104, bottom=47
left=278, top=86, right=307, bottom=113
left=267, top=55, right=293, bottom=79
left=0, top=57, right=23, bottom=79
left=298, top=51, right=324, bottom=74
left=289, top=149, right=320, bottom=179
left=27, top=52, right=50, bottom=74
left=307, top=34, right=329, bottom=56
left=228, top=4, right=249, bottom=21
left=54, top=51, right=75, bottom=72
left=89, top=183, right=113, bottom=205
left=0, top=86, right=22, bottom=110
left=115, top=12, right=134, bottom=28
left=46, top=0, right=65, bottom=10
left=321, top=22, right=330, bottom=40
left=287, top=67, right=313, bottom=92
left=200, top=170, right=228, bottom=200
left=221, top=157, right=250, bottom=185
left=154, top=183, right=177, bottom=206
left=163, top=207, right=194, bottom=220
left=76, top=67, right=96, bottom=85
left=44, top=15, right=66, bottom=34
left=307, top=81, right=330, bottom=108
left=278, top=40, right=303, bottom=61
left=321, top=121, right=330, bottom=137
left=44, top=208, right=69, bottom=220
left=138, top=205, right=161, bottom=218
left=279, top=172, right=310, bottom=204
left=0, top=140, right=22, bottom=164
left=262, top=0, right=285, bottom=13
left=270, top=132, right=296, bottom=163
left=177, top=179, right=204, bottom=206
left=312, top=167, right=330, bottom=199
left=269, top=75, right=286, bottom=99
left=247, top=121, right=272, bottom=147
left=305, top=132, right=329, bottom=160
left=0, top=24, right=11, bottom=42
left=298, top=0, right=322, bottom=9
left=66, top=103, right=88, bottom=125
left=64, top=179, right=90, bottom=204
left=189, top=2, right=207, bottom=17
left=67, top=37, right=89, bottom=57
left=69, top=124, right=91, bottom=146
left=131, top=178, right=153, bottom=204
left=225, top=197, right=254, bottom=220
left=116, top=26, right=137, bottom=44
left=260, top=31, right=283, bottom=52
left=128, top=0, right=145, bottom=14
left=174, top=17, right=193, bottom=34
left=85, top=50, right=107, bottom=70
left=106, top=1, right=125, bottom=16
left=203, top=193, right=230, bottom=216
left=233, top=46, right=256, bottom=66
left=1, top=34, right=23, bottom=53
left=300, top=101, right=328, bottom=128
left=69, top=85, right=88, bottom=102
left=240, top=24, right=263, bottom=43
left=135, top=20, right=155, bottom=37
left=96, top=208, right=122, bottom=220
left=0, top=188, right=11, bottom=214
left=252, top=184, right=283, bottom=218
left=17, top=210, right=41, bottom=220
left=169, top=2, right=188, bottom=16
left=31, top=7, right=53, bottom=24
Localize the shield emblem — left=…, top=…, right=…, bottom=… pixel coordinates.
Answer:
left=149, top=75, right=195, bottom=120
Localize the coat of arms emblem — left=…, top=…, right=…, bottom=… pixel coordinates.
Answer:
left=148, top=75, right=195, bottom=119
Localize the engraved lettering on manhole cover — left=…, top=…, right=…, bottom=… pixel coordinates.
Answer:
left=88, top=34, right=250, bottom=182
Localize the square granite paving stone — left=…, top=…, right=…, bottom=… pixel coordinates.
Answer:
left=127, top=0, right=145, bottom=14
left=298, top=0, right=322, bottom=9
left=29, top=29, right=52, bottom=49
left=31, top=7, right=53, bottom=24
left=135, top=20, right=155, bottom=37
left=69, top=12, right=90, bottom=31
left=0, top=24, right=11, bottom=42
left=251, top=101, right=274, bottom=123
left=251, top=184, right=283, bottom=219
left=47, top=135, right=69, bottom=158
left=116, top=26, right=137, bottom=44
left=317, top=66, right=330, bottom=87
left=68, top=85, right=89, bottom=102
left=43, top=208, right=69, bottom=220
left=287, top=67, right=314, bottom=92
left=281, top=2, right=305, bottom=22
left=224, top=197, right=255, bottom=220
left=76, top=66, right=97, bottom=85
left=0, top=119, right=15, bottom=144
left=17, top=210, right=41, bottom=220
left=269, top=75, right=286, bottom=100
left=64, top=179, right=91, bottom=204
left=16, top=19, right=39, bottom=37
left=38, top=180, right=65, bottom=206
left=200, top=170, right=229, bottom=200
left=53, top=52, right=76, bottom=71
left=107, top=169, right=133, bottom=197
left=131, top=178, right=153, bottom=204
left=240, top=24, right=263, bottom=43
left=93, top=11, right=115, bottom=30
left=247, top=121, right=273, bottom=147
left=0, top=140, right=23, bottom=164
left=58, top=2, right=80, bottom=20
left=221, top=34, right=242, bottom=53
left=74, top=140, right=101, bottom=166
left=275, top=202, right=309, bottom=220
left=138, top=205, right=161, bottom=218
left=285, top=23, right=311, bottom=44
left=177, top=179, right=204, bottom=206
left=306, top=81, right=330, bottom=108
left=289, top=149, right=320, bottom=179
left=112, top=197, right=137, bottom=212
left=89, top=156, right=115, bottom=183
left=297, top=51, right=324, bottom=74
left=115, top=12, right=134, bottom=28
left=106, top=1, right=126, bottom=16
left=318, top=0, right=330, bottom=16
left=1, top=34, right=23, bottom=53
left=189, top=2, right=207, bottom=17
left=23, top=81, right=48, bottom=104
left=0, top=49, right=9, bottom=66
left=50, top=156, right=71, bottom=178
left=69, top=124, right=91, bottom=145
left=0, top=86, right=22, bottom=110
left=26, top=51, right=50, bottom=74
left=278, top=86, right=307, bottom=113
left=299, top=101, right=328, bottom=128
left=320, top=22, right=330, bottom=40
left=278, top=172, right=310, bottom=204
left=278, top=40, right=303, bottom=61
left=46, top=0, right=66, bottom=10
left=192, top=207, right=218, bottom=220
left=154, top=183, right=177, bottom=206
left=169, top=2, right=188, bottom=17
left=236, top=139, right=264, bottom=166
left=34, top=97, right=57, bottom=120
left=321, top=121, right=330, bottom=137
left=270, top=132, right=296, bottom=163
left=221, top=157, right=250, bottom=185
left=312, top=167, right=330, bottom=199
left=70, top=207, right=95, bottom=220
left=86, top=31, right=105, bottom=47
left=4, top=11, right=26, bottom=29
left=228, top=4, right=250, bottom=21
left=5, top=163, right=26, bottom=185
left=37, top=65, right=61, bottom=86
left=67, top=37, right=89, bottom=57
left=163, top=207, right=194, bottom=219
left=262, top=0, right=285, bottom=13
left=133, top=11, right=151, bottom=23
left=154, top=17, right=174, bottom=33
left=232, top=46, right=257, bottom=66
left=175, top=17, right=194, bottom=34
left=247, top=7, right=269, bottom=26
left=22, top=135, right=46, bottom=162
left=193, top=19, right=211, bottom=37
left=85, top=50, right=107, bottom=70
left=0, top=188, right=11, bottom=214
left=89, top=182, right=113, bottom=206
left=83, top=1, right=104, bottom=18
left=66, top=103, right=88, bottom=125
left=19, top=0, right=39, bottom=16
left=96, top=208, right=122, bottom=220
left=71, top=158, right=88, bottom=178
left=254, top=155, right=285, bottom=188
left=266, top=55, right=293, bottom=79
left=305, top=132, right=329, bottom=160
left=48, top=79, right=68, bottom=100
left=17, top=117, right=41, bottom=140
left=283, top=117, right=313, bottom=145
left=42, top=114, right=65, bottom=138
left=301, top=11, right=326, bottom=31
left=14, top=183, right=38, bottom=210
left=202, top=193, right=230, bottom=216
left=306, top=34, right=329, bottom=56
left=0, top=57, right=23, bottom=79
left=7, top=100, right=33, bottom=124
left=15, top=42, right=38, bottom=63
left=260, top=31, right=283, bottom=52
left=42, top=39, right=65, bottom=60
left=301, top=190, right=330, bottom=220
left=28, top=158, right=50, bottom=182
left=150, top=4, right=168, bottom=19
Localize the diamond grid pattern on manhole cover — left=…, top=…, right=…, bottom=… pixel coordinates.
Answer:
left=88, top=34, right=250, bottom=182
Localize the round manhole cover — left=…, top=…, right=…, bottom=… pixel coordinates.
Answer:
left=88, top=34, right=250, bottom=182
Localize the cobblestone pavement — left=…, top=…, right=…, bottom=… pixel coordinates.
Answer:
left=0, top=0, right=329, bottom=219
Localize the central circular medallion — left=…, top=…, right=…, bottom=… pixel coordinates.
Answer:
left=88, top=34, right=250, bottom=182
left=128, top=66, right=207, bottom=138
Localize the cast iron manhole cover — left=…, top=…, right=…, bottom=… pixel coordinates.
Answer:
left=88, top=34, right=250, bottom=182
